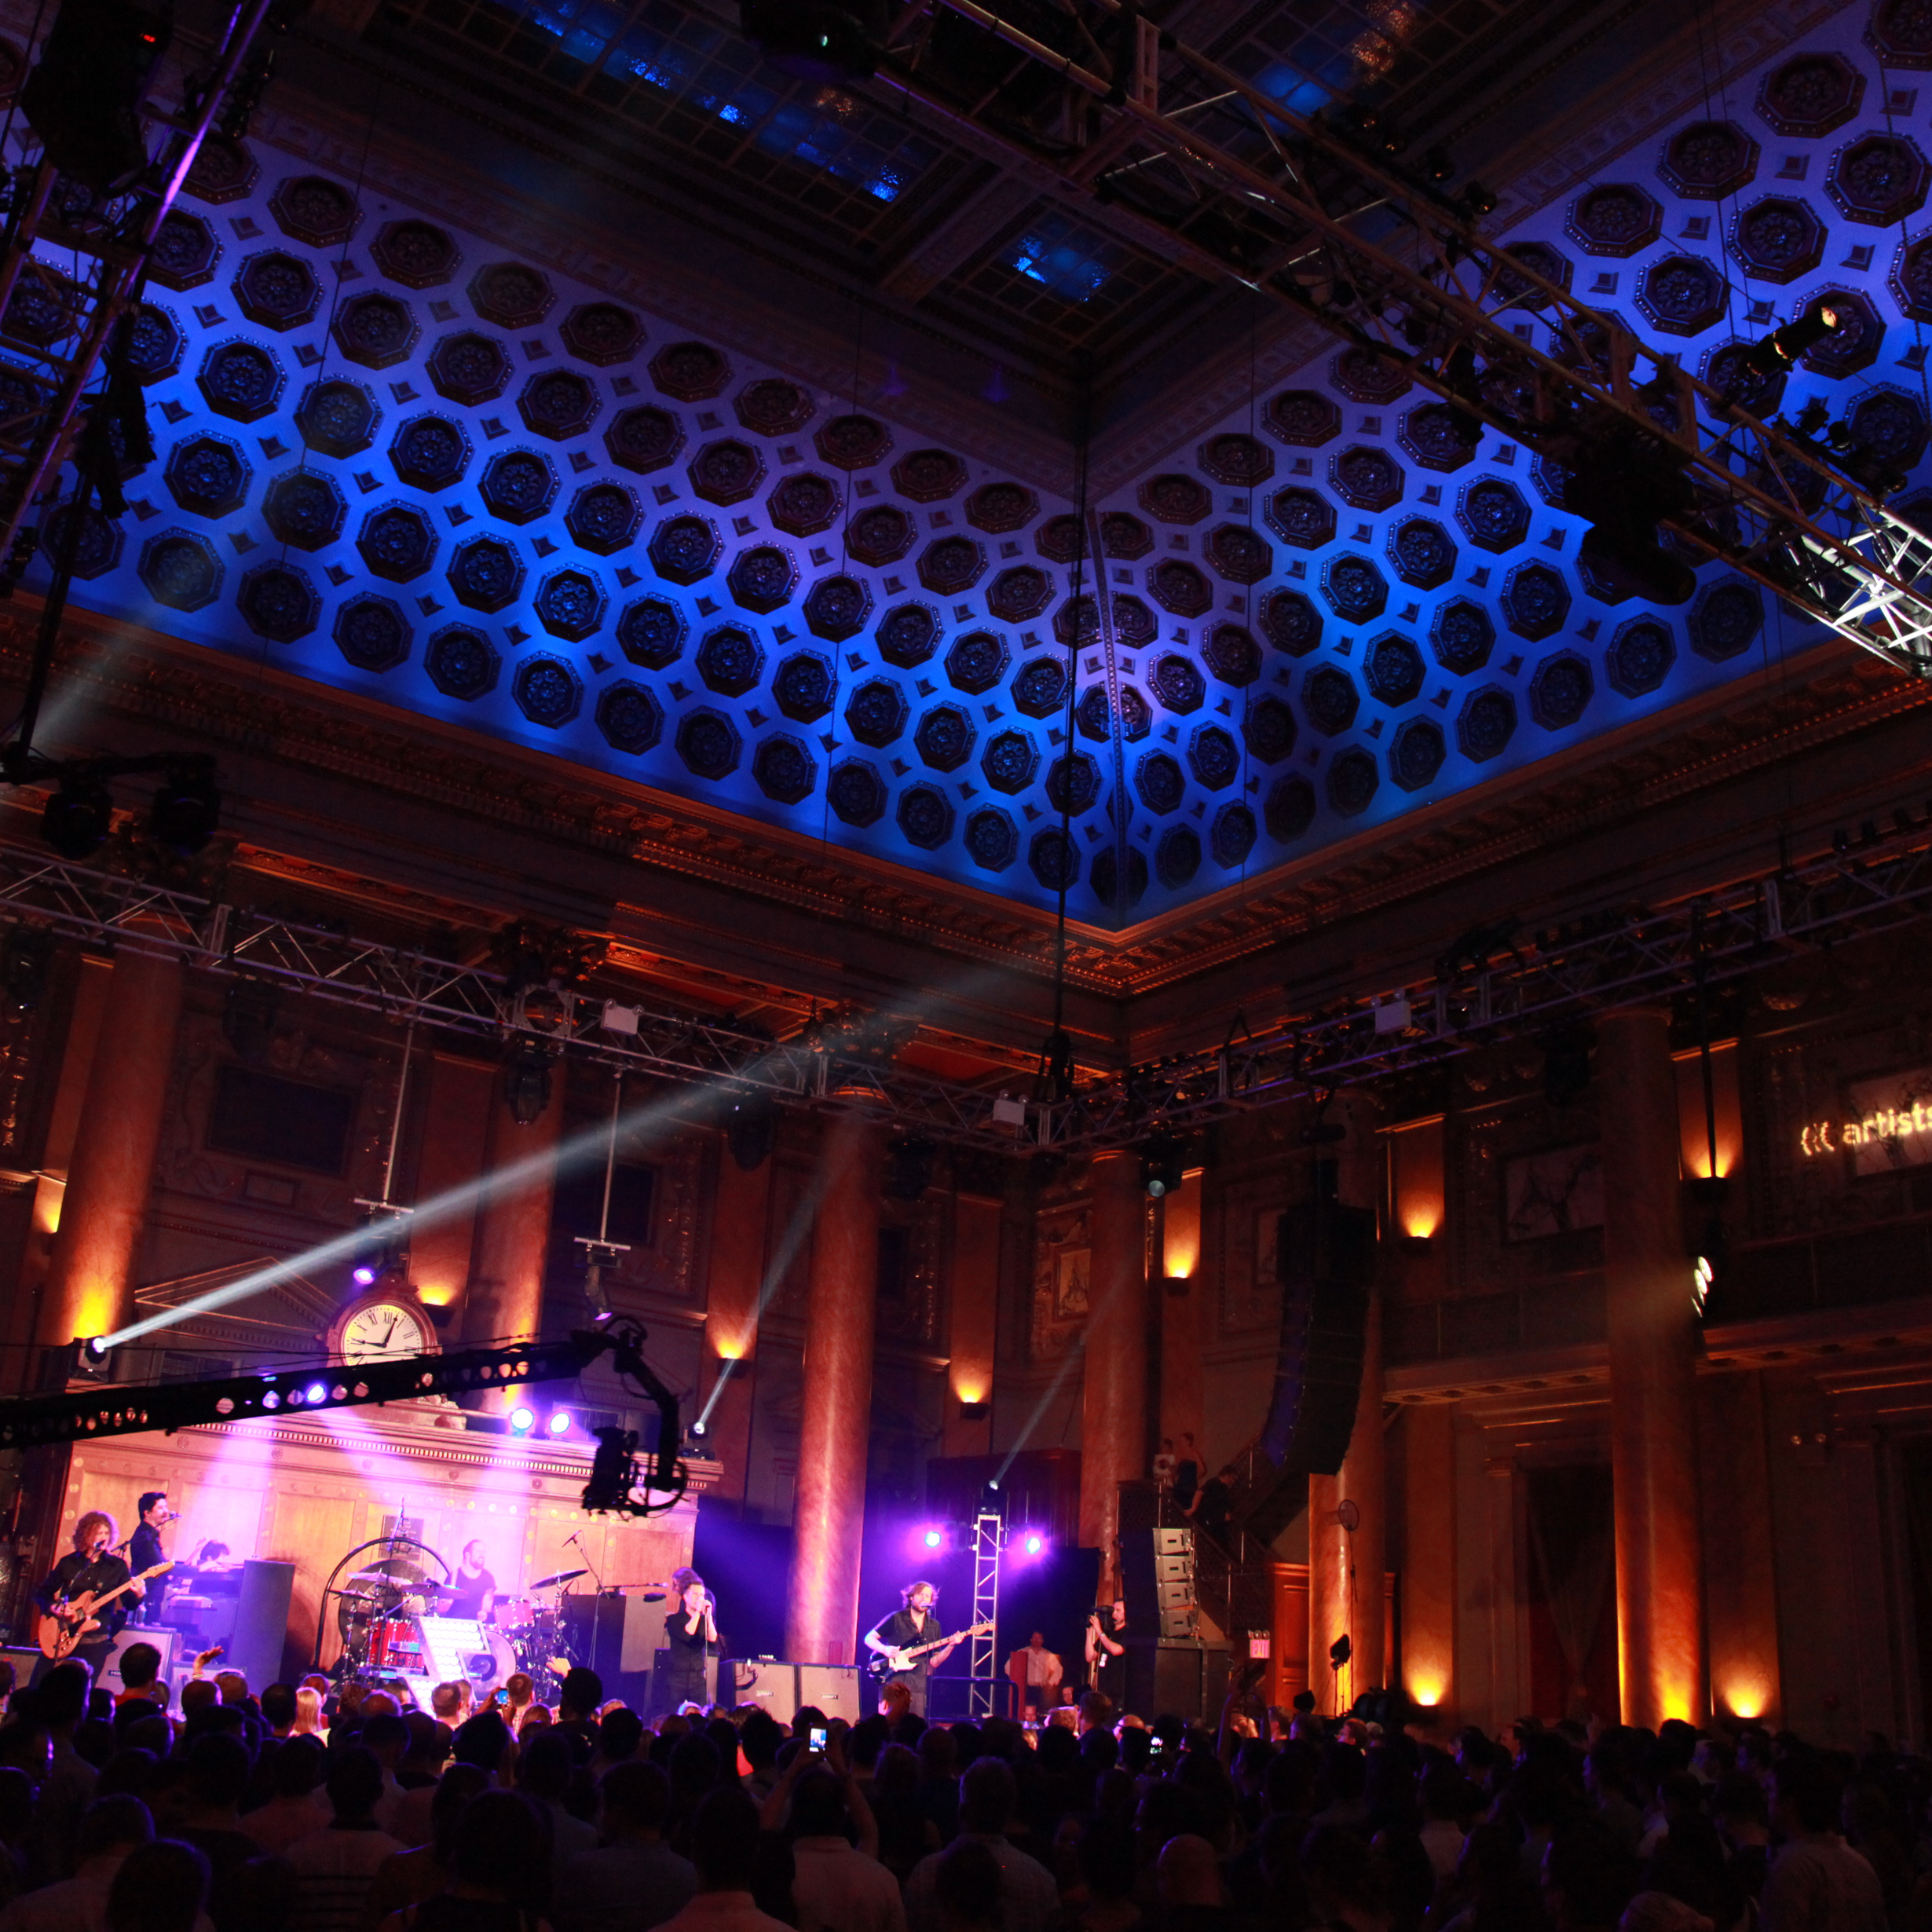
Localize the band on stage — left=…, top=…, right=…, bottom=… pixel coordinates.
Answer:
left=40, top=1501, right=1085, bottom=1720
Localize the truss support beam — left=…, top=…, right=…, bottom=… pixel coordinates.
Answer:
left=0, top=0, right=283, bottom=551
left=0, top=821, right=1924, bottom=1150
left=883, top=0, right=1932, bottom=679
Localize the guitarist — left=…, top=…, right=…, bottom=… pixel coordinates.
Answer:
left=863, top=1579, right=959, bottom=1719
left=32, top=1510, right=141, bottom=1685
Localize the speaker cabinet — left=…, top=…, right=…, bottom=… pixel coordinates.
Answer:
left=97, top=1626, right=174, bottom=1695
left=1259, top=1199, right=1377, bottom=1476
left=229, top=1561, right=295, bottom=1693
left=1122, top=1638, right=1231, bottom=1723
left=652, top=1649, right=716, bottom=1712
left=719, top=1659, right=862, bottom=1724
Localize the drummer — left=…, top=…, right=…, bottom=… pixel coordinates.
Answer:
left=437, top=1542, right=496, bottom=1623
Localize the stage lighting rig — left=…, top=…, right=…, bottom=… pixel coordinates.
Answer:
left=577, top=1315, right=686, bottom=1517
left=20, top=0, right=174, bottom=194
left=1140, top=1134, right=1186, bottom=1198
left=1740, top=302, right=1842, bottom=379
left=738, top=0, right=883, bottom=80
left=502, top=1039, right=556, bottom=1126
left=9, top=748, right=223, bottom=861
left=40, top=777, right=113, bottom=860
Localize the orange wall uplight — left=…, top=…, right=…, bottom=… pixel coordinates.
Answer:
left=1720, top=1677, right=1769, bottom=1721
left=415, top=1282, right=456, bottom=1307
left=1387, top=1115, right=1445, bottom=1239
left=1162, top=1171, right=1202, bottom=1279
left=1674, top=1041, right=1742, bottom=1180
left=1407, top=1671, right=1446, bottom=1708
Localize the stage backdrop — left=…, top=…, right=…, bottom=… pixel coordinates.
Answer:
left=57, top=1399, right=704, bottom=1681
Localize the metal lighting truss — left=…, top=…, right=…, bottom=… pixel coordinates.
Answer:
left=0, top=1333, right=604, bottom=1449
left=0, top=0, right=283, bottom=551
left=0, top=840, right=1041, bottom=1152
left=878, top=0, right=1932, bottom=678
left=0, top=825, right=1928, bottom=1146
left=968, top=1509, right=1004, bottom=1719
left=1054, top=819, right=1932, bottom=1143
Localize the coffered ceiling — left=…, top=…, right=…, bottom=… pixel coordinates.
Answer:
left=7, top=0, right=1920, bottom=955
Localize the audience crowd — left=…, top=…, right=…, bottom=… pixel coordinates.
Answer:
left=0, top=1645, right=1905, bottom=1932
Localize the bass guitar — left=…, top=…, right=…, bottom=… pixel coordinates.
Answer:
left=38, top=1561, right=174, bottom=1659
left=866, top=1619, right=992, bottom=1679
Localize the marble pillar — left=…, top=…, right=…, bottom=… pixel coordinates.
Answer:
left=463, top=1055, right=566, bottom=1402
left=1598, top=1005, right=1706, bottom=1726
left=786, top=1113, right=886, bottom=1664
left=703, top=1142, right=774, bottom=1509
left=1078, top=1149, right=1149, bottom=1599
left=40, top=934, right=185, bottom=1348
left=1308, top=1091, right=1386, bottom=1710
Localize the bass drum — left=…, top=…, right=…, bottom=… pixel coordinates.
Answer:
left=467, top=1626, right=518, bottom=1696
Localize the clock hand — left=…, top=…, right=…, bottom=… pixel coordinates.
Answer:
left=380, top=1319, right=397, bottom=1347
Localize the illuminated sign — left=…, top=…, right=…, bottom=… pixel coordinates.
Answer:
left=1798, top=1069, right=1932, bottom=1174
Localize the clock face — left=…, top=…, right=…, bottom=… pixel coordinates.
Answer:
left=338, top=1300, right=433, bottom=1364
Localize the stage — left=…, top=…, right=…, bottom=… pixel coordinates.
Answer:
left=54, top=1396, right=707, bottom=1690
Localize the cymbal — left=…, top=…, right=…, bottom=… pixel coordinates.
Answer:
left=529, top=1568, right=588, bottom=1590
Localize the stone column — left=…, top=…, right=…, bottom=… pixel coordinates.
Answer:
left=1598, top=1005, right=1706, bottom=1727
left=942, top=1188, right=1001, bottom=1458
left=1156, top=1173, right=1206, bottom=1458
left=410, top=1052, right=495, bottom=1321
left=463, top=1054, right=566, bottom=1401
left=39, top=933, right=185, bottom=1349
left=1309, top=1090, right=1385, bottom=1711
left=1400, top=1403, right=1458, bottom=1715
left=702, top=1143, right=774, bottom=1509
left=1078, top=1149, right=1148, bottom=1599
left=786, top=1114, right=886, bottom=1665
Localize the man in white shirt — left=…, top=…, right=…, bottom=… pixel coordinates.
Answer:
left=904, top=1759, right=1057, bottom=1932
left=1760, top=1755, right=1887, bottom=1932
left=1006, top=1634, right=1063, bottom=1723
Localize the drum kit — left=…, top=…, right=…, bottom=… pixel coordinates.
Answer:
left=323, top=1539, right=666, bottom=1700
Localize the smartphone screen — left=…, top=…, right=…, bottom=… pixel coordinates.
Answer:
left=809, top=1725, right=828, bottom=1751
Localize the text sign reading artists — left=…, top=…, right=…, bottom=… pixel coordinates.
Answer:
left=1799, top=1067, right=1932, bottom=1175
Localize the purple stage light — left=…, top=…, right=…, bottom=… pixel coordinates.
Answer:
left=352, top=1264, right=378, bottom=1286
left=548, top=1410, right=572, bottom=1435
left=509, top=1404, right=535, bottom=1433
left=1023, top=1531, right=1045, bottom=1556
left=923, top=1528, right=944, bottom=1549
left=306, top=1381, right=327, bottom=1404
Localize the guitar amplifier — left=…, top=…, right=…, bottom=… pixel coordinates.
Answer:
left=99, top=1626, right=174, bottom=1695
left=719, top=1659, right=862, bottom=1723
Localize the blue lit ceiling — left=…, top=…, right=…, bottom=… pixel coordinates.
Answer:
left=42, top=0, right=1928, bottom=927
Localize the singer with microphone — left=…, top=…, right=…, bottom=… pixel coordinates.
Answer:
left=130, top=1493, right=174, bottom=1625
left=661, top=1568, right=715, bottom=1712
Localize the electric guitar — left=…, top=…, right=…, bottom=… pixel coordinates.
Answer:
left=866, top=1619, right=992, bottom=1678
left=38, top=1561, right=174, bottom=1659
